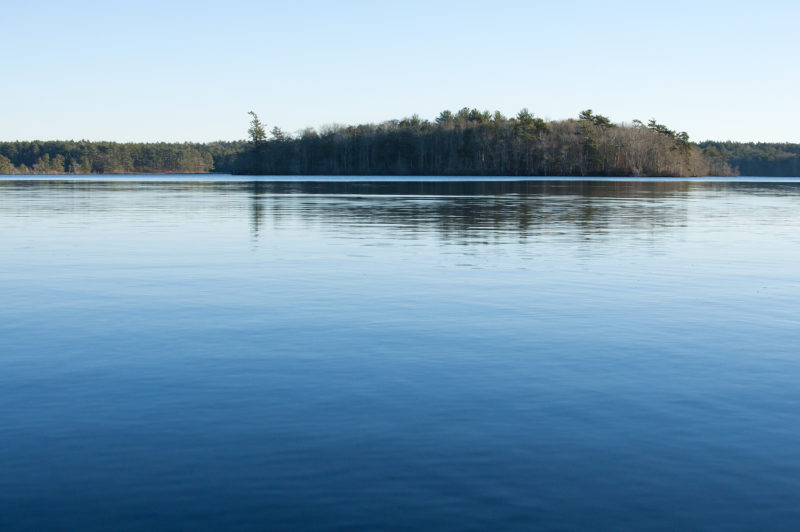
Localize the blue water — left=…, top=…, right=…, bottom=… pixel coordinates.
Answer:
left=2, top=178, right=800, bottom=530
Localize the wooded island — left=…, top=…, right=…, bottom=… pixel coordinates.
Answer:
left=1, top=109, right=798, bottom=177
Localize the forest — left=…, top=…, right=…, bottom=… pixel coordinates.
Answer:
left=1, top=109, right=798, bottom=177
left=697, top=141, right=800, bottom=177
left=0, top=141, right=244, bottom=175
left=236, top=109, right=731, bottom=177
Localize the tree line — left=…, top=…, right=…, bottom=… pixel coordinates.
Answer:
left=235, top=109, right=735, bottom=177
left=0, top=140, right=244, bottom=175
left=2, top=110, right=799, bottom=177
left=697, top=141, right=800, bottom=177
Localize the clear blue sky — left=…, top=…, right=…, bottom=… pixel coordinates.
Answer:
left=2, top=0, right=798, bottom=142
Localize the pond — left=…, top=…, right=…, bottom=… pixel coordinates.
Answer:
left=2, top=177, right=800, bottom=530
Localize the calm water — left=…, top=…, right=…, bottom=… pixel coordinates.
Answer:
left=2, top=177, right=800, bottom=530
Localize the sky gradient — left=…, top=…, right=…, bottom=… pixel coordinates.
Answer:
left=2, top=0, right=798, bottom=142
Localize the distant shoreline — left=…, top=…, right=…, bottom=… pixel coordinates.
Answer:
left=2, top=108, right=799, bottom=177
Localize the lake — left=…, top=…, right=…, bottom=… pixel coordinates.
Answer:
left=2, top=177, right=800, bottom=530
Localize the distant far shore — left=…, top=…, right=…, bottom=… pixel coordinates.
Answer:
left=2, top=109, right=799, bottom=177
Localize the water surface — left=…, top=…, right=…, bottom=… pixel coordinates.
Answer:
left=2, top=178, right=800, bottom=530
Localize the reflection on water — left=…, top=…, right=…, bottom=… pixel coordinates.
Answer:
left=246, top=180, right=696, bottom=243
left=7, top=179, right=799, bottom=243
left=1, top=179, right=703, bottom=239
left=2, top=179, right=800, bottom=530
